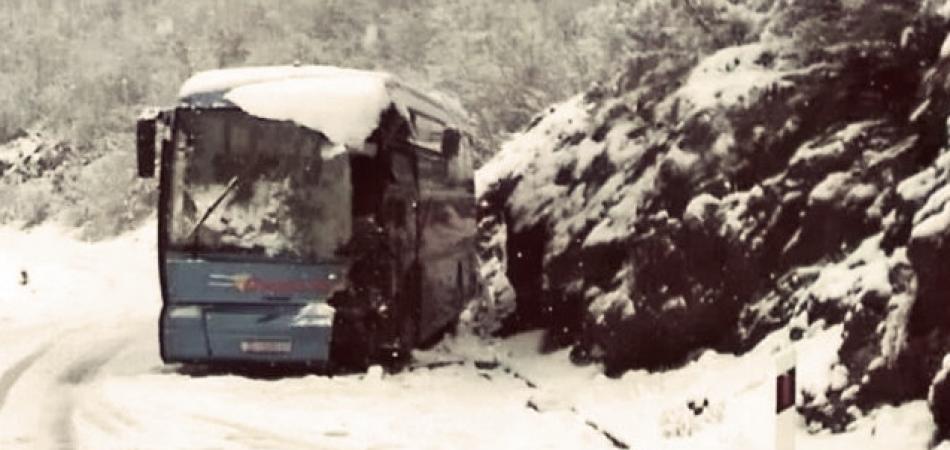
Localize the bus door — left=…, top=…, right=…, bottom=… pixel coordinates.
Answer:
left=379, top=142, right=419, bottom=348
left=410, top=111, right=477, bottom=343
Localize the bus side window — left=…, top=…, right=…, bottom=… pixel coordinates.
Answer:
left=460, top=136, right=474, bottom=177
left=414, top=146, right=446, bottom=181
left=443, top=129, right=473, bottom=188
left=390, top=150, right=415, bottom=184
left=460, top=136, right=475, bottom=192
left=409, top=110, right=445, bottom=152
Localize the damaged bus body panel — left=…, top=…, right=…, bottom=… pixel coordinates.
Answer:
left=138, top=66, right=478, bottom=368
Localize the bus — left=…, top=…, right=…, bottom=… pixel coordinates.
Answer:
left=136, top=65, right=479, bottom=369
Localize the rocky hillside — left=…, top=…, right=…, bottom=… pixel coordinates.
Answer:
left=474, top=3, right=950, bottom=438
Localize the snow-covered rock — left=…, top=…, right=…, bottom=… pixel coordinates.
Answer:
left=474, top=7, right=950, bottom=438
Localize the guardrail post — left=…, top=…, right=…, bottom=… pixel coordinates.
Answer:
left=775, top=347, right=796, bottom=450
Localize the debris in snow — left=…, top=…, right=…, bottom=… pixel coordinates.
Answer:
left=659, top=394, right=725, bottom=438
left=19, top=270, right=28, bottom=286
left=474, top=359, right=500, bottom=370
left=364, top=365, right=385, bottom=382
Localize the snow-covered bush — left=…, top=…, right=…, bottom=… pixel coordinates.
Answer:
left=61, top=147, right=155, bottom=240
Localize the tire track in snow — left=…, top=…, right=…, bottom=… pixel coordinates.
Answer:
left=195, top=414, right=338, bottom=450
left=485, top=360, right=631, bottom=449
left=416, top=354, right=630, bottom=448
left=53, top=339, right=130, bottom=450
left=58, top=343, right=126, bottom=385
left=0, top=342, right=53, bottom=411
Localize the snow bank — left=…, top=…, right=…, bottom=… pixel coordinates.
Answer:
left=462, top=325, right=938, bottom=450
left=800, top=401, right=937, bottom=449
left=0, top=223, right=159, bottom=327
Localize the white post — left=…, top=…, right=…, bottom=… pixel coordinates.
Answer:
left=775, top=347, right=796, bottom=450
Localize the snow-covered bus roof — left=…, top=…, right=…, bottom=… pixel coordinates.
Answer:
left=177, top=65, right=466, bottom=148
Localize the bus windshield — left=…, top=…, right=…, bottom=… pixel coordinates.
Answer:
left=167, top=108, right=352, bottom=262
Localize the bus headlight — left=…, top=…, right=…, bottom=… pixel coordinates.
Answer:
left=168, top=305, right=203, bottom=319
left=292, top=302, right=335, bottom=327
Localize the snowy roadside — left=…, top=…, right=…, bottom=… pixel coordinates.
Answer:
left=0, top=224, right=160, bottom=380
left=435, top=327, right=939, bottom=450
left=0, top=223, right=160, bottom=325
left=0, top=223, right=941, bottom=449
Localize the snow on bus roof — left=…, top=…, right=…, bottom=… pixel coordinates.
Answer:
left=178, top=65, right=460, bottom=148
left=177, top=65, right=393, bottom=98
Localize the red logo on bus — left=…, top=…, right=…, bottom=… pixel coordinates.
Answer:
left=210, top=273, right=342, bottom=294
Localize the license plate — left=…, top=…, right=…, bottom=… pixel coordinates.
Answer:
left=240, top=340, right=292, bottom=354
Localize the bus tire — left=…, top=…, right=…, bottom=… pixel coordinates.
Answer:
left=329, top=296, right=375, bottom=373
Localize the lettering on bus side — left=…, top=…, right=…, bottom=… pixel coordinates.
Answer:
left=208, top=273, right=344, bottom=295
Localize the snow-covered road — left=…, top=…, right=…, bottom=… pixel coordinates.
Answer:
left=0, top=316, right=617, bottom=450
left=0, top=225, right=619, bottom=450
left=0, top=224, right=943, bottom=449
